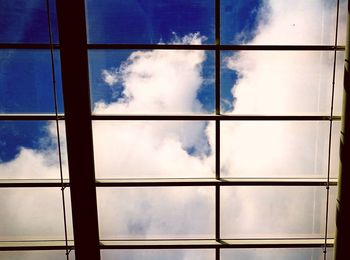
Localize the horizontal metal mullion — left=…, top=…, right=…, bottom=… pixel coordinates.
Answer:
left=91, top=115, right=341, bottom=121
left=0, top=240, right=74, bottom=251
left=96, top=178, right=337, bottom=187
left=0, top=178, right=337, bottom=188
left=87, top=44, right=345, bottom=51
left=220, top=238, right=334, bottom=249
left=0, top=238, right=333, bottom=251
left=0, top=114, right=64, bottom=120
left=0, top=44, right=60, bottom=49
left=1, top=114, right=342, bottom=121
left=0, top=44, right=345, bottom=51
left=0, top=179, right=69, bottom=188
left=88, top=44, right=214, bottom=50
left=220, top=45, right=345, bottom=51
left=100, top=238, right=334, bottom=249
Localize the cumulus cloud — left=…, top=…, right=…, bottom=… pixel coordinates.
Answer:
left=0, top=122, right=68, bottom=179
left=0, top=33, right=215, bottom=255
left=222, top=0, right=345, bottom=179
left=92, top=34, right=216, bottom=248
left=220, top=1, right=344, bottom=259
left=101, top=249, right=213, bottom=260
left=0, top=251, right=75, bottom=260
left=101, top=69, right=119, bottom=86
left=91, top=33, right=214, bottom=180
left=0, top=122, right=72, bottom=243
left=94, top=32, right=207, bottom=114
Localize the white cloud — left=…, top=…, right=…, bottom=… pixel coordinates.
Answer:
left=251, top=0, right=338, bottom=45
left=222, top=0, right=345, bottom=180
left=0, top=34, right=215, bottom=251
left=101, top=69, right=118, bottom=86
left=0, top=122, right=68, bottom=179
left=92, top=33, right=214, bottom=179
left=95, top=33, right=207, bottom=114
left=219, top=1, right=343, bottom=257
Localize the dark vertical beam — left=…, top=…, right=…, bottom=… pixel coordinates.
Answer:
left=334, top=2, right=350, bottom=260
left=55, top=1, right=100, bottom=259
left=215, top=1, right=221, bottom=260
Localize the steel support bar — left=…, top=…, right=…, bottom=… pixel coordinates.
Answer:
left=0, top=241, right=74, bottom=251
left=100, top=238, right=334, bottom=249
left=87, top=44, right=345, bottom=51
left=96, top=178, right=338, bottom=187
left=55, top=0, right=100, bottom=259
left=0, top=239, right=333, bottom=251
left=0, top=178, right=338, bottom=188
left=0, top=43, right=346, bottom=51
left=90, top=115, right=341, bottom=121
left=0, top=114, right=341, bottom=121
left=334, top=2, right=350, bottom=260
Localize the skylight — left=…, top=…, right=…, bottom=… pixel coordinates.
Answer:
left=0, top=0, right=348, bottom=260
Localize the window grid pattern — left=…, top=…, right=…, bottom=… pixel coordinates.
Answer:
left=0, top=0, right=347, bottom=260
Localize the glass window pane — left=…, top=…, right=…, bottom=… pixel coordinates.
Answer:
left=93, top=121, right=215, bottom=178
left=221, top=121, right=333, bottom=178
left=101, top=249, right=214, bottom=260
left=97, top=187, right=215, bottom=239
left=85, top=0, right=215, bottom=44
left=221, top=51, right=337, bottom=115
left=221, top=248, right=329, bottom=260
left=221, top=186, right=332, bottom=239
left=337, top=0, right=348, bottom=46
left=327, top=187, right=337, bottom=238
left=89, top=50, right=215, bottom=114
left=0, top=121, right=68, bottom=179
left=0, top=0, right=58, bottom=43
left=334, top=51, right=345, bottom=116
left=0, top=187, right=73, bottom=241
left=0, top=50, right=63, bottom=114
left=330, top=121, right=341, bottom=178
left=0, top=250, right=74, bottom=260
left=221, top=0, right=338, bottom=45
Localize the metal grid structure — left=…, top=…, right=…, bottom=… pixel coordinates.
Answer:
left=0, top=0, right=348, bottom=260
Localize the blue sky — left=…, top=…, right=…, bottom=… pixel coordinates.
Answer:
left=0, top=0, right=261, bottom=162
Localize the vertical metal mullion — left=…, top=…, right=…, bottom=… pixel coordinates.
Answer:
left=215, top=0, right=221, bottom=260
left=334, top=1, right=350, bottom=259
left=323, top=0, right=339, bottom=260
left=324, top=0, right=341, bottom=259
left=55, top=0, right=100, bottom=259
left=45, top=0, right=70, bottom=259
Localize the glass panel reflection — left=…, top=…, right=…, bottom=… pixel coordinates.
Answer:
left=0, top=121, right=68, bottom=179
left=330, top=121, right=341, bottom=178
left=93, top=121, right=215, bottom=179
left=0, top=0, right=58, bottom=43
left=221, top=0, right=338, bottom=45
left=221, top=51, right=337, bottom=115
left=101, top=249, right=214, bottom=260
left=0, top=50, right=63, bottom=114
left=0, top=250, right=74, bottom=260
left=333, top=51, right=345, bottom=116
left=221, top=121, right=332, bottom=178
left=221, top=186, right=330, bottom=239
left=221, top=248, right=329, bottom=260
left=0, top=187, right=73, bottom=241
left=328, top=187, right=337, bottom=238
left=89, top=50, right=215, bottom=114
left=97, top=187, right=215, bottom=239
left=337, top=0, right=348, bottom=45
left=85, top=0, right=214, bottom=44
